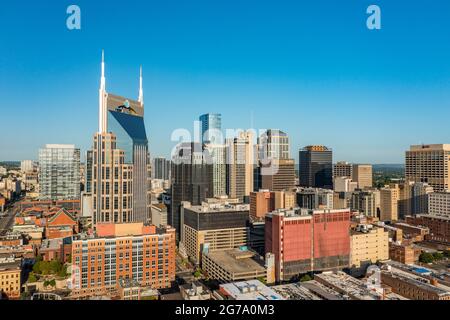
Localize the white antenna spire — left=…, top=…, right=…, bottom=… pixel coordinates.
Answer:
left=138, top=65, right=144, bottom=106
left=99, top=49, right=107, bottom=133
left=100, top=49, right=106, bottom=91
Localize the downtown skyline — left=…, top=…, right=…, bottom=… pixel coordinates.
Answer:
left=1, top=0, right=450, bottom=163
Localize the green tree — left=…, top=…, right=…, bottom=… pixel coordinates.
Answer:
left=257, top=277, right=267, bottom=285
left=300, top=274, right=312, bottom=282
left=419, top=252, right=434, bottom=264
left=433, top=252, right=444, bottom=261
left=27, top=273, right=38, bottom=283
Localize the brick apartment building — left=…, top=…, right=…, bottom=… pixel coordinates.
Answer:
left=70, top=223, right=175, bottom=298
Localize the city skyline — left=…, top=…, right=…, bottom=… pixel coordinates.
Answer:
left=1, top=0, right=450, bottom=163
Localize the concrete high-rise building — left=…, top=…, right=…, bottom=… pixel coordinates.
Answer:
left=350, top=190, right=379, bottom=217
left=152, top=157, right=171, bottom=180
left=199, top=113, right=222, bottom=144
left=20, top=160, right=36, bottom=173
left=380, top=184, right=400, bottom=222
left=258, top=129, right=290, bottom=160
left=333, top=161, right=352, bottom=179
left=85, top=150, right=93, bottom=194
left=180, top=200, right=249, bottom=265
left=226, top=131, right=254, bottom=201
left=352, top=164, right=373, bottom=189
left=90, top=52, right=150, bottom=226
left=428, top=191, right=450, bottom=217
left=261, top=159, right=296, bottom=192
left=39, top=144, right=80, bottom=201
left=204, top=144, right=227, bottom=197
left=296, top=187, right=334, bottom=210
left=265, top=208, right=351, bottom=282
left=299, top=146, right=333, bottom=189
left=250, top=190, right=296, bottom=220
left=334, top=177, right=357, bottom=193
left=405, top=144, right=450, bottom=192
left=170, top=142, right=213, bottom=241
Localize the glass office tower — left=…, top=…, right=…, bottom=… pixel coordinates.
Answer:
left=199, top=113, right=222, bottom=144
left=39, top=144, right=81, bottom=200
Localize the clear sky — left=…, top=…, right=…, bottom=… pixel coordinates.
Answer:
left=1, top=0, right=449, bottom=163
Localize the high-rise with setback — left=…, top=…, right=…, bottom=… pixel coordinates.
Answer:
left=90, top=52, right=150, bottom=226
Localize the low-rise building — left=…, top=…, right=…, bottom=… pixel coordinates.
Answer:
left=0, top=257, right=21, bottom=299
left=202, top=248, right=267, bottom=283
left=389, top=242, right=420, bottom=265
left=350, top=225, right=389, bottom=269
left=215, top=279, right=285, bottom=300
left=381, top=266, right=450, bottom=300
left=179, top=281, right=211, bottom=300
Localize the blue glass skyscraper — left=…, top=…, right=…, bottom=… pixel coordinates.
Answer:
left=199, top=113, right=222, bottom=144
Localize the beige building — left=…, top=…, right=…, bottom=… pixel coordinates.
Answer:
left=261, top=159, right=296, bottom=192
left=350, top=225, right=389, bottom=268
left=226, top=131, right=254, bottom=201
left=380, top=184, right=400, bottom=221
left=181, top=201, right=249, bottom=265
left=202, top=248, right=267, bottom=282
left=0, top=258, right=21, bottom=299
left=405, top=144, right=450, bottom=192
left=350, top=190, right=379, bottom=217
left=352, top=164, right=373, bottom=189
left=333, top=161, right=352, bottom=179
left=92, top=133, right=134, bottom=225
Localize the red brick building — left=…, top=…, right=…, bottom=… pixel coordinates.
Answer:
left=406, top=214, right=450, bottom=244
left=45, top=208, right=79, bottom=239
left=70, top=223, right=176, bottom=298
left=265, top=208, right=350, bottom=282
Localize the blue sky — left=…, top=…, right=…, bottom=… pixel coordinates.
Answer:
left=1, top=0, right=449, bottom=163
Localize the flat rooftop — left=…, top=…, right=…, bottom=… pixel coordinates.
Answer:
left=204, top=249, right=265, bottom=274
left=272, top=282, right=323, bottom=300
left=185, top=203, right=249, bottom=214
left=220, top=280, right=285, bottom=300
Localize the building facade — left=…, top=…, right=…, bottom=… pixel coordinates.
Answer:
left=152, top=157, right=171, bottom=181
left=265, top=208, right=350, bottom=282
left=299, top=146, right=333, bottom=189
left=405, top=144, right=450, bottom=192
left=181, top=201, right=249, bottom=265
left=39, top=144, right=81, bottom=201
left=199, top=113, right=222, bottom=144
left=170, top=142, right=213, bottom=241
left=90, top=54, right=150, bottom=226
left=70, top=223, right=175, bottom=298
left=352, top=164, right=373, bottom=189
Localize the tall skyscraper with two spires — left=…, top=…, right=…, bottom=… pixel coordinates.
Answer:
left=90, top=51, right=150, bottom=226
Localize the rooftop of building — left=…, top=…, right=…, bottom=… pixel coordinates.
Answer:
left=219, top=280, right=285, bottom=300
left=271, top=282, right=323, bottom=300
left=267, top=207, right=350, bottom=219
left=151, top=203, right=167, bottom=211
left=204, top=248, right=265, bottom=274
left=183, top=201, right=249, bottom=214
left=0, top=256, right=21, bottom=271
left=382, top=265, right=450, bottom=297
left=409, top=144, right=450, bottom=151
left=180, top=281, right=211, bottom=297
left=40, top=238, right=63, bottom=251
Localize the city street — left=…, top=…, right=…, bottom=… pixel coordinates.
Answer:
left=0, top=201, right=20, bottom=236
